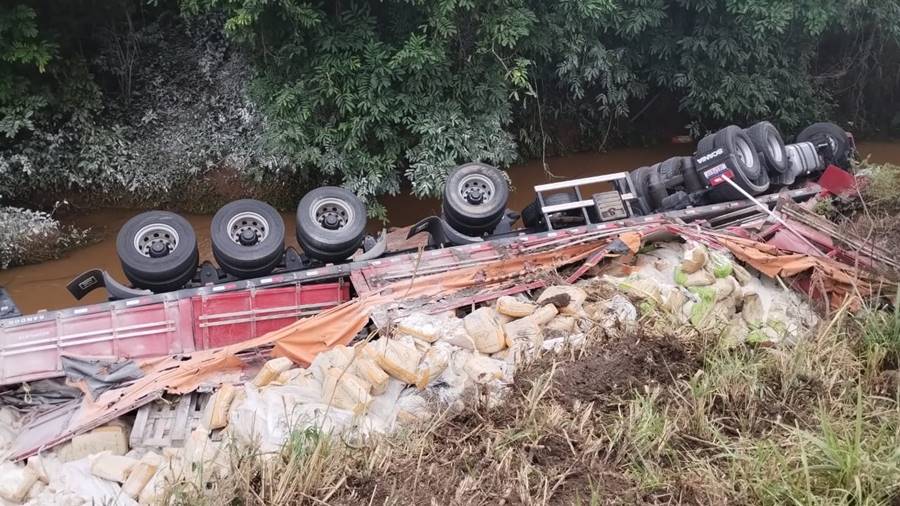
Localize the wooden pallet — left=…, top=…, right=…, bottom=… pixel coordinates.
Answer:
left=129, top=392, right=211, bottom=449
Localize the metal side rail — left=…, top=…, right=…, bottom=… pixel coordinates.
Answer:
left=535, top=171, right=644, bottom=229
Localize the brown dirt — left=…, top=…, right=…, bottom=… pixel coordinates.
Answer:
left=521, top=333, right=702, bottom=407
left=331, top=329, right=704, bottom=506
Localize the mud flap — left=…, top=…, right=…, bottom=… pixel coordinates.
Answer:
left=66, top=269, right=152, bottom=301
left=407, top=216, right=484, bottom=246
left=0, top=287, right=21, bottom=319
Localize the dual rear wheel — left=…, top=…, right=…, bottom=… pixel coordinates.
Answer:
left=117, top=189, right=370, bottom=292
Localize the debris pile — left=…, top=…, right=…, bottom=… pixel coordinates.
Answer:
left=603, top=241, right=819, bottom=346
left=0, top=236, right=835, bottom=504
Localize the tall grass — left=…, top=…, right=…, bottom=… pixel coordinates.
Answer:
left=161, top=301, right=900, bottom=505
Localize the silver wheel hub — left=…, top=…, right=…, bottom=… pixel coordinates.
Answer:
left=459, top=174, right=495, bottom=205
left=311, top=198, right=353, bottom=231
left=767, top=133, right=783, bottom=163
left=134, top=224, right=179, bottom=257
left=734, top=137, right=757, bottom=175
left=226, top=212, right=269, bottom=246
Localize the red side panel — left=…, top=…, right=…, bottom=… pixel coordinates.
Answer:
left=191, top=281, right=348, bottom=350
left=0, top=299, right=193, bottom=384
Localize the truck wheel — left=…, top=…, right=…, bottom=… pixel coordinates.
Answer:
left=696, top=133, right=716, bottom=155
left=745, top=121, right=788, bottom=174
left=211, top=199, right=285, bottom=279
left=630, top=165, right=659, bottom=212
left=442, top=162, right=509, bottom=236
left=714, top=125, right=769, bottom=195
left=116, top=211, right=199, bottom=292
left=796, top=122, right=851, bottom=168
left=296, top=186, right=367, bottom=263
left=521, top=191, right=591, bottom=229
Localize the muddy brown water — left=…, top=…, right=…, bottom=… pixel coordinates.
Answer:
left=2, top=141, right=898, bottom=314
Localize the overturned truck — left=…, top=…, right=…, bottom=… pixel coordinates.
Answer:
left=0, top=121, right=855, bottom=386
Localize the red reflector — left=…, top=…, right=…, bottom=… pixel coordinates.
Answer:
left=709, top=170, right=734, bottom=186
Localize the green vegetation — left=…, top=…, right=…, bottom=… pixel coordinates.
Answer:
left=0, top=206, right=91, bottom=268
left=1, top=1, right=899, bottom=216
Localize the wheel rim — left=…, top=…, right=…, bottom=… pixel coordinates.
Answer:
left=458, top=174, right=496, bottom=206
left=734, top=136, right=758, bottom=175
left=133, top=224, right=179, bottom=257
left=226, top=211, right=269, bottom=246
left=767, top=132, right=784, bottom=163
left=825, top=135, right=838, bottom=154
left=310, top=198, right=354, bottom=231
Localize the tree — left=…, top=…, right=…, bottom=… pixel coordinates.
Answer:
left=0, top=5, right=57, bottom=139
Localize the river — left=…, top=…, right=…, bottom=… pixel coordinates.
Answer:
left=1, top=141, right=898, bottom=314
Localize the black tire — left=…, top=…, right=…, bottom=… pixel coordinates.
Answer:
left=521, top=191, right=586, bottom=229
left=116, top=211, right=199, bottom=292
left=712, top=125, right=769, bottom=196
left=442, top=162, right=509, bottom=236
left=296, top=186, right=367, bottom=263
left=520, top=200, right=543, bottom=229
left=210, top=199, right=285, bottom=279
left=745, top=121, right=788, bottom=174
left=647, top=165, right=668, bottom=211
left=630, top=165, right=658, bottom=212
left=796, top=122, right=851, bottom=168
left=696, top=133, right=716, bottom=156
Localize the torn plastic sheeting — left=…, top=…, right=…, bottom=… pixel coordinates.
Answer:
left=758, top=219, right=834, bottom=253
left=61, top=356, right=145, bottom=398
left=13, top=235, right=614, bottom=461
left=716, top=234, right=867, bottom=281
left=0, top=379, right=81, bottom=409
left=767, top=229, right=825, bottom=256
left=565, top=230, right=645, bottom=282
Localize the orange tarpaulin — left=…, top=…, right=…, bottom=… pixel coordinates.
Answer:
left=73, top=237, right=609, bottom=431
left=706, top=232, right=894, bottom=310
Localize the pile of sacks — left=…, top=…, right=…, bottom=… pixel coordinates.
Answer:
left=0, top=284, right=634, bottom=505
left=222, top=283, right=607, bottom=453
left=0, top=422, right=158, bottom=505
left=605, top=241, right=818, bottom=345
left=132, top=285, right=629, bottom=501
left=0, top=242, right=816, bottom=504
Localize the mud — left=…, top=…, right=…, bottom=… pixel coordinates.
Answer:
left=512, top=327, right=703, bottom=410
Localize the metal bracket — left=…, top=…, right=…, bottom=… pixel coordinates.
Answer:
left=407, top=216, right=484, bottom=246
left=353, top=230, right=388, bottom=261
left=66, top=269, right=152, bottom=301
left=492, top=210, right=519, bottom=235
left=535, top=171, right=641, bottom=229
left=283, top=246, right=305, bottom=271
left=198, top=262, right=220, bottom=286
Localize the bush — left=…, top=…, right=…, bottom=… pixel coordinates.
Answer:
left=1, top=1, right=899, bottom=220
left=184, top=0, right=900, bottom=207
left=0, top=4, right=273, bottom=209
left=0, top=206, right=91, bottom=268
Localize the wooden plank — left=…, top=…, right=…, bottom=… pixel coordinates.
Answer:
left=168, top=395, right=192, bottom=446
left=130, top=392, right=214, bottom=449
left=129, top=402, right=150, bottom=449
